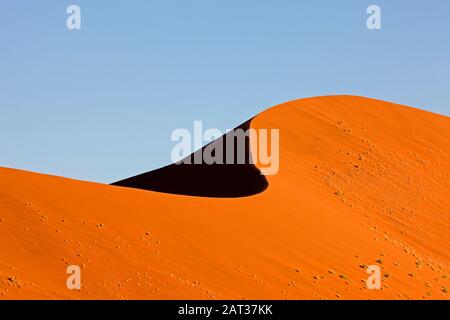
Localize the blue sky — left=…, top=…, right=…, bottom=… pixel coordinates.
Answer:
left=1, top=0, right=449, bottom=183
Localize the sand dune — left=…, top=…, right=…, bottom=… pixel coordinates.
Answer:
left=0, top=95, right=449, bottom=299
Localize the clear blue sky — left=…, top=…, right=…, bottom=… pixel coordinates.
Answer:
left=1, top=0, right=449, bottom=183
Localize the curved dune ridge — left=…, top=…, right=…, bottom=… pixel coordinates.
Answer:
left=111, top=119, right=269, bottom=198
left=0, top=95, right=449, bottom=300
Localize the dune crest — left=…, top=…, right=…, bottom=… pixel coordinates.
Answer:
left=112, top=120, right=269, bottom=198
left=0, top=95, right=449, bottom=299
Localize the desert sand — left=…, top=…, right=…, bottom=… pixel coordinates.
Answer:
left=0, top=95, right=449, bottom=299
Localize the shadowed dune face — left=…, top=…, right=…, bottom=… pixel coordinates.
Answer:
left=111, top=120, right=269, bottom=198
left=0, top=95, right=449, bottom=300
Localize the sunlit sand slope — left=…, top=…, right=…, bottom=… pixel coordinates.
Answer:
left=0, top=95, right=449, bottom=299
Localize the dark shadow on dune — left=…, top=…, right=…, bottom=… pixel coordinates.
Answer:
left=111, top=119, right=268, bottom=198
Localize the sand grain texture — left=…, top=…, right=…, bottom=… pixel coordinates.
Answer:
left=0, top=96, right=449, bottom=299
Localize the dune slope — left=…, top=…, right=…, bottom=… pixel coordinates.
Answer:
left=0, top=95, right=449, bottom=299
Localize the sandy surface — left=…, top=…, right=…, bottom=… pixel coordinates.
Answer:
left=0, top=95, right=449, bottom=299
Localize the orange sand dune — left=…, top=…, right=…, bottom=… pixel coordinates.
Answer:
left=0, top=95, right=449, bottom=300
